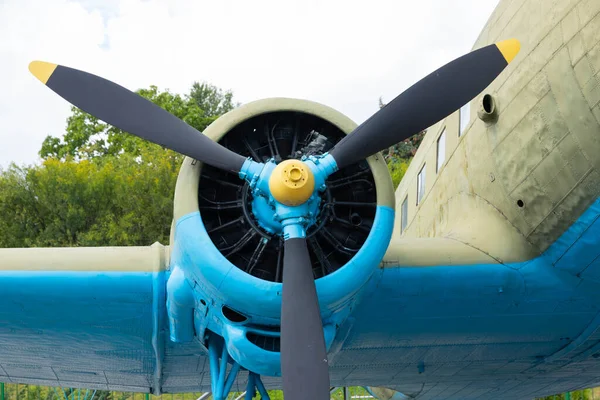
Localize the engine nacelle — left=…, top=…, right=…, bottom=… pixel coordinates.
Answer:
left=167, top=98, right=395, bottom=376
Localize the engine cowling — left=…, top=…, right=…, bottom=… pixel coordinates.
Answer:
left=167, top=98, right=395, bottom=376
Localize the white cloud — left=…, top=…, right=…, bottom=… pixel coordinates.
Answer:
left=0, top=0, right=499, bottom=167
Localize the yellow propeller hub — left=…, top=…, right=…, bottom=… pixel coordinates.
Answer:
left=269, top=160, right=315, bottom=206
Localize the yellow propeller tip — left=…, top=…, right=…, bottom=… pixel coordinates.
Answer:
left=29, top=61, right=57, bottom=85
left=496, top=39, right=521, bottom=64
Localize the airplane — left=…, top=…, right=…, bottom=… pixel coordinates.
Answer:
left=2, top=0, right=600, bottom=398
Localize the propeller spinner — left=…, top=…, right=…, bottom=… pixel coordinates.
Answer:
left=29, top=38, right=520, bottom=400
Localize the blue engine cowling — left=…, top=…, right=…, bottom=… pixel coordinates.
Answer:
left=166, top=98, right=395, bottom=376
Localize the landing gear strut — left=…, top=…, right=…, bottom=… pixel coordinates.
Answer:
left=207, top=334, right=270, bottom=400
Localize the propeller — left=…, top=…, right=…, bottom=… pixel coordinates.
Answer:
left=328, top=39, right=520, bottom=170
left=28, top=61, right=247, bottom=173
left=29, top=37, right=519, bottom=400
left=280, top=238, right=329, bottom=400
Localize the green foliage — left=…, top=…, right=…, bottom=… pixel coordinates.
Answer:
left=379, top=95, right=425, bottom=190
left=382, top=131, right=426, bottom=160
left=39, top=83, right=236, bottom=161
left=189, top=82, right=239, bottom=118
left=387, top=158, right=411, bottom=189
left=1, top=82, right=237, bottom=248
left=0, top=385, right=370, bottom=400
left=1, top=384, right=599, bottom=400
left=537, top=389, right=598, bottom=400
left=0, top=147, right=180, bottom=247
left=330, top=387, right=372, bottom=399
left=382, top=131, right=425, bottom=190
left=379, top=94, right=426, bottom=190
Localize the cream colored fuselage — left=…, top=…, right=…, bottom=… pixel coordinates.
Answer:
left=385, top=0, right=600, bottom=267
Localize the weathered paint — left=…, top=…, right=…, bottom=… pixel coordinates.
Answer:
left=390, top=0, right=600, bottom=266
left=3, top=0, right=600, bottom=398
left=2, top=197, right=600, bottom=399
left=360, top=196, right=600, bottom=399
left=0, top=270, right=166, bottom=393
left=0, top=245, right=168, bottom=272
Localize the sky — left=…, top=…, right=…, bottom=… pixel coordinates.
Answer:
left=0, top=0, right=500, bottom=167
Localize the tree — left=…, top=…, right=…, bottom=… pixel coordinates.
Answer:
left=189, top=81, right=239, bottom=118
left=1, top=83, right=237, bottom=248
left=387, top=158, right=411, bottom=189
left=0, top=146, right=179, bottom=248
left=377, top=96, right=426, bottom=189
left=39, top=84, right=235, bottom=161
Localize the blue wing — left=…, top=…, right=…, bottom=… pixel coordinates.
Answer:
left=329, top=199, right=600, bottom=399
left=0, top=245, right=170, bottom=392
left=3, top=198, right=600, bottom=399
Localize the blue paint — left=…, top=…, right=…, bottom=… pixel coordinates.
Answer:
left=544, top=199, right=600, bottom=279
left=251, top=159, right=276, bottom=196
left=241, top=154, right=338, bottom=204
left=169, top=204, right=394, bottom=375
left=245, top=373, right=255, bottom=400
left=340, top=197, right=600, bottom=398
left=217, top=341, right=229, bottom=395
left=0, top=270, right=163, bottom=391
left=249, top=177, right=321, bottom=237
left=249, top=195, right=280, bottom=234
left=166, top=266, right=194, bottom=343
left=223, top=363, right=240, bottom=396
left=245, top=158, right=323, bottom=239
left=242, top=155, right=339, bottom=240
left=254, top=373, right=270, bottom=399
left=2, top=187, right=600, bottom=397
left=281, top=219, right=306, bottom=239
left=238, top=158, right=264, bottom=182
left=172, top=204, right=393, bottom=320
left=151, top=262, right=167, bottom=394
left=220, top=319, right=336, bottom=376
left=205, top=334, right=243, bottom=400
left=265, top=198, right=320, bottom=239
left=303, top=153, right=339, bottom=190
left=208, top=339, right=220, bottom=391
left=242, top=372, right=271, bottom=400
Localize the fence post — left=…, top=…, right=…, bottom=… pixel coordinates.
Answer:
left=1, top=382, right=4, bottom=400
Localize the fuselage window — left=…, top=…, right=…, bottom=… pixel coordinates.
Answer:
left=401, top=196, right=408, bottom=233
left=417, top=164, right=426, bottom=205
left=459, top=102, right=470, bottom=136
left=437, top=128, right=446, bottom=173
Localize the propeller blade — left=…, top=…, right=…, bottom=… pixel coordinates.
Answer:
left=28, top=61, right=247, bottom=173
left=280, top=238, right=329, bottom=400
left=328, top=39, right=520, bottom=169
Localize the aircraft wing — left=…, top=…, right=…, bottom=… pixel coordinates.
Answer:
left=0, top=245, right=173, bottom=393
left=334, top=201, right=600, bottom=400
left=3, top=221, right=600, bottom=400
left=0, top=244, right=262, bottom=394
